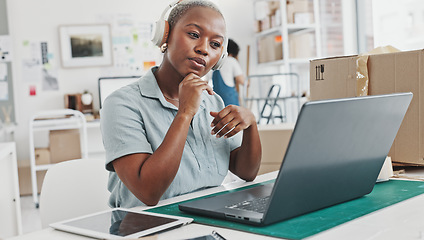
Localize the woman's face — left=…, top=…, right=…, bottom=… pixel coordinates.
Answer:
left=165, top=6, right=226, bottom=78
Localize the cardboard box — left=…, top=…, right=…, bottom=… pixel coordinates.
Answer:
left=258, top=34, right=283, bottom=63
left=289, top=32, right=315, bottom=59
left=34, top=148, right=50, bottom=165
left=294, top=12, right=313, bottom=24
left=18, top=166, right=46, bottom=196
left=49, top=129, right=82, bottom=164
left=287, top=0, right=310, bottom=24
left=258, top=123, right=294, bottom=174
left=258, top=163, right=282, bottom=175
left=310, top=49, right=424, bottom=165
left=268, top=1, right=280, bottom=14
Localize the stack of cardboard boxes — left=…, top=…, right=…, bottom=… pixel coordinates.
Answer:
left=286, top=0, right=313, bottom=24
left=255, top=0, right=316, bottom=63
left=310, top=49, right=424, bottom=166
left=19, top=129, right=82, bottom=195
left=255, top=1, right=283, bottom=63
left=34, top=129, right=82, bottom=165
left=254, top=1, right=281, bottom=33
left=287, top=0, right=315, bottom=59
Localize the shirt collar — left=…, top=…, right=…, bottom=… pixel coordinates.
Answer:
left=138, top=67, right=206, bottom=110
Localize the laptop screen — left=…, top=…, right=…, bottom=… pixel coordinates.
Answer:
left=98, top=76, right=140, bottom=109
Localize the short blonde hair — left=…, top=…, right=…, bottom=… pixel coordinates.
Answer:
left=167, top=0, right=225, bottom=32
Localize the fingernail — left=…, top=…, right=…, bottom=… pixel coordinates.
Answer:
left=211, top=130, right=215, bottom=135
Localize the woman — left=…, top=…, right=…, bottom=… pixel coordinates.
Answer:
left=101, top=0, right=261, bottom=208
left=212, top=38, right=245, bottom=106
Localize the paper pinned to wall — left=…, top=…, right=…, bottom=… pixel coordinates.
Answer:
left=22, top=59, right=42, bottom=82
left=21, top=40, right=44, bottom=82
left=21, top=40, right=59, bottom=91
left=42, top=68, right=59, bottom=91
left=0, top=35, right=12, bottom=62
left=97, top=14, right=162, bottom=76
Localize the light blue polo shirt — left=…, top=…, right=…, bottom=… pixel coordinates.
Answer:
left=100, top=67, right=242, bottom=208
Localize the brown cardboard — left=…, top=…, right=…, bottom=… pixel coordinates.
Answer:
left=287, top=0, right=309, bottom=23
left=310, top=49, right=424, bottom=165
left=258, top=123, right=294, bottom=173
left=49, top=129, right=82, bottom=164
left=34, top=148, right=50, bottom=165
left=18, top=166, right=46, bottom=196
left=258, top=34, right=283, bottom=63
left=258, top=163, right=281, bottom=175
left=289, top=32, right=315, bottom=59
left=268, top=1, right=280, bottom=13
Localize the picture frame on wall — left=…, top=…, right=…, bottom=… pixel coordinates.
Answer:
left=59, top=24, right=112, bottom=68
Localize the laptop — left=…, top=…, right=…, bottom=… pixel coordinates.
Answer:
left=179, top=93, right=412, bottom=226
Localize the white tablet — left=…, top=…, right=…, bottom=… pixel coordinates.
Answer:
left=50, top=208, right=193, bottom=239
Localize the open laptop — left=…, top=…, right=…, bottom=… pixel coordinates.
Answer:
left=179, top=92, right=412, bottom=226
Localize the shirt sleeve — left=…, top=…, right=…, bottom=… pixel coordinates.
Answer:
left=231, top=58, right=243, bottom=78
left=100, top=87, right=153, bottom=172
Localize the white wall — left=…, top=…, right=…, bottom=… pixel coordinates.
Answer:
left=373, top=0, right=424, bottom=51
left=6, top=0, right=255, bottom=162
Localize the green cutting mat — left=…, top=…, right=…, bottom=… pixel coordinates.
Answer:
left=147, top=180, right=424, bottom=239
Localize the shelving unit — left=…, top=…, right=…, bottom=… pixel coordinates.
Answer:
left=253, top=0, right=322, bottom=70
left=250, top=0, right=322, bottom=122
left=29, top=109, right=88, bottom=208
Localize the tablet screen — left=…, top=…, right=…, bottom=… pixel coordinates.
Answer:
left=62, top=209, right=178, bottom=237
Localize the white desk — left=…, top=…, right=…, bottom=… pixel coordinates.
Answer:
left=8, top=171, right=424, bottom=240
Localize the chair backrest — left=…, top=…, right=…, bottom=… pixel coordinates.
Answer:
left=39, top=158, right=110, bottom=228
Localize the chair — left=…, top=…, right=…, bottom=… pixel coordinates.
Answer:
left=39, top=158, right=110, bottom=228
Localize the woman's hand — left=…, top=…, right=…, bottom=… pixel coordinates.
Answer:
left=211, top=105, right=261, bottom=181
left=178, top=73, right=214, bottom=117
left=210, top=105, right=257, bottom=138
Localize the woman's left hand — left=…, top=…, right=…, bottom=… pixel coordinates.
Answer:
left=210, top=105, right=256, bottom=138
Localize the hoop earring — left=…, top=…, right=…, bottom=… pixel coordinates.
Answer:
left=160, top=43, right=168, bottom=53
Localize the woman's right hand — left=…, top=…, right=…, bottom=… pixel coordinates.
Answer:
left=178, top=73, right=214, bottom=117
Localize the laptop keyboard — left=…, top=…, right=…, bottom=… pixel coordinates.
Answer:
left=225, top=196, right=270, bottom=213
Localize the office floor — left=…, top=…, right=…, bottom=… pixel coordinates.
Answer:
left=20, top=195, right=42, bottom=234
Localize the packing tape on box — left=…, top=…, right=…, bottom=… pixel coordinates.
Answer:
left=356, top=45, right=401, bottom=97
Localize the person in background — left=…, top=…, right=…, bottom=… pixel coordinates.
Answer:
left=101, top=0, right=261, bottom=208
left=212, top=38, right=245, bottom=106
